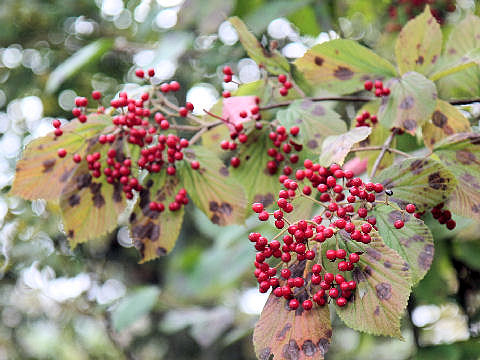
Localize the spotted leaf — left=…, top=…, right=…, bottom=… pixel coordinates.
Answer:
left=180, top=146, right=246, bottom=225
left=277, top=99, right=347, bottom=155
left=372, top=204, right=434, bottom=285
left=294, top=39, right=396, bottom=94
left=395, top=6, right=442, bottom=76
left=322, top=225, right=412, bottom=338
left=129, top=172, right=184, bottom=262
left=253, top=259, right=332, bottom=360
left=433, top=133, right=480, bottom=220
left=374, top=157, right=457, bottom=212
left=228, top=17, right=290, bottom=75
left=11, top=116, right=110, bottom=201
left=422, top=100, right=471, bottom=150
left=318, top=126, right=371, bottom=167
left=378, top=72, right=437, bottom=134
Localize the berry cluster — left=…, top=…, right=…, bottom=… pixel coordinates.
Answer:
left=277, top=74, right=293, bottom=97
left=430, top=203, right=456, bottom=230
left=222, top=65, right=234, bottom=84
left=149, top=188, right=188, bottom=213
left=355, top=110, right=378, bottom=128
left=249, top=161, right=416, bottom=311
left=266, top=125, right=301, bottom=174
left=364, top=80, right=390, bottom=97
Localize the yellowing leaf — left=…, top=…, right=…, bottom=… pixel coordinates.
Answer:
left=395, top=6, right=442, bottom=76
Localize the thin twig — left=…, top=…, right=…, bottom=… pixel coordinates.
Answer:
left=351, top=146, right=411, bottom=158
left=189, top=127, right=207, bottom=145
left=370, top=129, right=398, bottom=179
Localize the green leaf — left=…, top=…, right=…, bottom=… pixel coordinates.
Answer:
left=46, top=39, right=114, bottom=93
left=395, top=6, right=442, bottom=76
left=422, top=99, right=471, bottom=150
left=288, top=5, right=320, bottom=36
left=111, top=286, right=160, bottom=332
left=318, top=126, right=371, bottom=167
left=374, top=157, right=457, bottom=212
left=180, top=147, right=247, bottom=225
left=277, top=99, right=347, bottom=154
left=453, top=238, right=480, bottom=271
left=322, top=226, right=412, bottom=338
left=294, top=39, right=397, bottom=94
left=229, top=16, right=290, bottom=75
left=231, top=129, right=281, bottom=210
left=11, top=116, right=110, bottom=201
left=372, top=204, right=434, bottom=284
left=129, top=172, right=184, bottom=262
left=253, top=259, right=332, bottom=360
left=59, top=138, right=127, bottom=247
left=436, top=14, right=480, bottom=98
left=433, top=133, right=480, bottom=220
left=378, top=72, right=437, bottom=134
left=429, top=48, right=480, bottom=81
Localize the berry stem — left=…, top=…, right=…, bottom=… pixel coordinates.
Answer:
left=370, top=128, right=398, bottom=179
left=300, top=193, right=328, bottom=208
left=350, top=146, right=411, bottom=158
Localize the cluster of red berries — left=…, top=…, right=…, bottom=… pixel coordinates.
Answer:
left=223, top=66, right=234, bottom=83
left=355, top=110, right=378, bottom=128
left=277, top=74, right=293, bottom=97
left=364, top=80, right=390, bottom=97
left=54, top=72, right=200, bottom=209
left=265, top=125, right=301, bottom=174
left=430, top=203, right=456, bottom=230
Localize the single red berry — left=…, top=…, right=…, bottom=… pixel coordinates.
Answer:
left=312, top=264, right=322, bottom=274
left=302, top=299, right=313, bottom=310
left=290, top=126, right=299, bottom=136
left=279, top=87, right=288, bottom=96
left=364, top=80, right=373, bottom=91
left=92, top=90, right=102, bottom=100
left=336, top=249, right=347, bottom=259
left=52, top=119, right=61, bottom=128
left=185, top=102, right=194, bottom=111
left=289, top=299, right=299, bottom=310
left=349, top=253, right=360, bottom=263
left=73, top=154, right=81, bottom=163
left=230, top=157, right=240, bottom=167
left=394, top=220, right=404, bottom=229
left=405, top=204, right=416, bottom=213
left=338, top=261, right=348, bottom=271
left=258, top=211, right=269, bottom=221
left=324, top=273, right=334, bottom=283
left=223, top=66, right=233, bottom=75
left=326, top=249, right=336, bottom=261
left=191, top=161, right=200, bottom=170
left=54, top=128, right=63, bottom=137
left=278, top=74, right=287, bottom=83
left=135, top=69, right=145, bottom=78
left=57, top=148, right=67, bottom=158
left=336, top=297, right=347, bottom=307
left=329, top=288, right=339, bottom=298
left=446, top=219, right=456, bottom=230
left=179, top=107, right=188, bottom=117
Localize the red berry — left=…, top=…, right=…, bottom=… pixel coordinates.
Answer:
left=52, top=119, right=61, bottom=128
left=349, top=253, right=360, bottom=263
left=326, top=249, right=336, bottom=261
left=179, top=107, right=188, bottom=117
left=289, top=299, right=299, bottom=310
left=223, top=66, right=233, bottom=75
left=278, top=74, right=287, bottom=83
left=302, top=300, right=313, bottom=310
left=57, top=148, right=67, bottom=158
left=92, top=90, right=102, bottom=100
left=329, top=288, right=339, bottom=298
left=279, top=87, right=288, bottom=96
left=394, top=220, right=404, bottom=229
left=446, top=219, right=456, bottom=230
left=135, top=69, right=145, bottom=78
left=405, top=204, right=416, bottom=213
left=336, top=297, right=347, bottom=307
left=54, top=129, right=63, bottom=137
left=191, top=161, right=200, bottom=170
left=73, top=154, right=81, bottom=163
left=258, top=211, right=269, bottom=221
left=290, top=126, right=299, bottom=136
left=364, top=80, right=373, bottom=91
left=336, top=249, right=347, bottom=259
left=230, top=157, right=240, bottom=167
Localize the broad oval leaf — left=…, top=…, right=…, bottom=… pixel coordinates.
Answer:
left=229, top=17, right=290, bottom=75
left=129, top=172, right=184, bottom=262
left=322, top=226, right=412, bottom=338
left=374, top=157, right=457, bottom=212
left=422, top=100, right=471, bottom=150
left=433, top=133, right=480, bottom=220
left=254, top=259, right=332, bottom=360
left=277, top=99, right=347, bottom=154
left=11, top=117, right=110, bottom=201
left=378, top=72, right=437, bottom=134
left=180, top=146, right=247, bottom=225
left=294, top=39, right=397, bottom=94
left=372, top=204, right=434, bottom=285
left=395, top=6, right=442, bottom=76
left=319, top=126, right=371, bottom=167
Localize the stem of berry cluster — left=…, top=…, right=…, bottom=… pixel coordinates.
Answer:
left=351, top=146, right=411, bottom=158
left=370, top=129, right=398, bottom=179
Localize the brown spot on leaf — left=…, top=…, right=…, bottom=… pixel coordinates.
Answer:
left=68, top=194, right=80, bottom=207
left=399, top=96, right=415, bottom=110
left=253, top=193, right=274, bottom=207
left=209, top=202, right=219, bottom=213
left=60, top=167, right=74, bottom=182
left=68, top=230, right=74, bottom=238
left=375, top=282, right=392, bottom=300
left=282, top=340, right=300, bottom=360
left=317, top=338, right=330, bottom=356
left=366, top=248, right=382, bottom=261
left=352, top=267, right=367, bottom=283
left=388, top=210, right=404, bottom=223
left=403, top=119, right=417, bottom=131
left=312, top=105, right=325, bottom=116
left=333, top=66, right=354, bottom=80
left=428, top=172, right=448, bottom=190
left=432, top=111, right=447, bottom=128
left=276, top=323, right=292, bottom=340
left=456, top=150, right=476, bottom=165
left=415, top=55, right=424, bottom=65
left=132, top=222, right=160, bottom=241
left=410, top=159, right=428, bottom=175
left=364, top=265, right=373, bottom=277
left=472, top=204, right=480, bottom=213
left=211, top=214, right=220, bottom=224
left=219, top=166, right=229, bottom=176
left=89, top=182, right=105, bottom=208
left=156, top=247, right=167, bottom=256
left=129, top=212, right=137, bottom=223
left=402, top=262, right=410, bottom=271
left=432, top=55, right=438, bottom=64
left=384, top=261, right=392, bottom=268
left=302, top=340, right=318, bottom=356
left=113, top=182, right=123, bottom=203
left=76, top=173, right=92, bottom=190
left=374, top=306, right=380, bottom=315
left=307, top=140, right=318, bottom=149
left=418, top=244, right=434, bottom=270
left=259, top=348, right=272, bottom=360
left=314, top=56, right=324, bottom=66
left=42, top=159, right=56, bottom=173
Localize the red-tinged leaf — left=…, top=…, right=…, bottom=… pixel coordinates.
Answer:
left=59, top=138, right=127, bottom=246
left=343, top=157, right=367, bottom=176
left=129, top=172, right=184, bottom=262
left=222, top=96, right=258, bottom=132
left=180, top=146, right=247, bottom=225
left=322, top=225, right=412, bottom=338
left=433, top=133, right=480, bottom=220
left=422, top=100, right=471, bottom=150
left=372, top=204, right=434, bottom=285
left=374, top=157, right=457, bottom=212
left=11, top=116, right=110, bottom=201
left=254, top=259, right=332, bottom=360
left=395, top=6, right=442, bottom=76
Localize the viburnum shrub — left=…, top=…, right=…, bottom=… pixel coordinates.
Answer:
left=9, top=7, right=480, bottom=360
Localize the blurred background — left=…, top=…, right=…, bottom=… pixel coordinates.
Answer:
left=0, top=0, right=480, bottom=359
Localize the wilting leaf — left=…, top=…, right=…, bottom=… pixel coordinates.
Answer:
left=11, top=116, right=110, bottom=200
left=231, top=129, right=281, bottom=210
left=294, top=39, right=397, bottom=94
left=422, top=100, right=471, bottom=150
left=323, top=226, right=412, bottom=338
left=436, top=14, right=480, bottom=98
left=277, top=99, right=347, bottom=155
left=374, top=157, right=457, bottom=212
left=433, top=133, right=480, bottom=220
left=378, top=72, right=437, bottom=134
left=129, top=172, right=184, bottom=262
left=229, top=17, right=290, bottom=75
left=180, top=147, right=247, bottom=225
left=253, top=259, right=332, bottom=360
left=395, top=6, right=442, bottom=76
left=222, top=96, right=258, bottom=132
left=59, top=138, right=127, bottom=247
left=372, top=204, right=434, bottom=284
left=319, top=126, right=371, bottom=167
